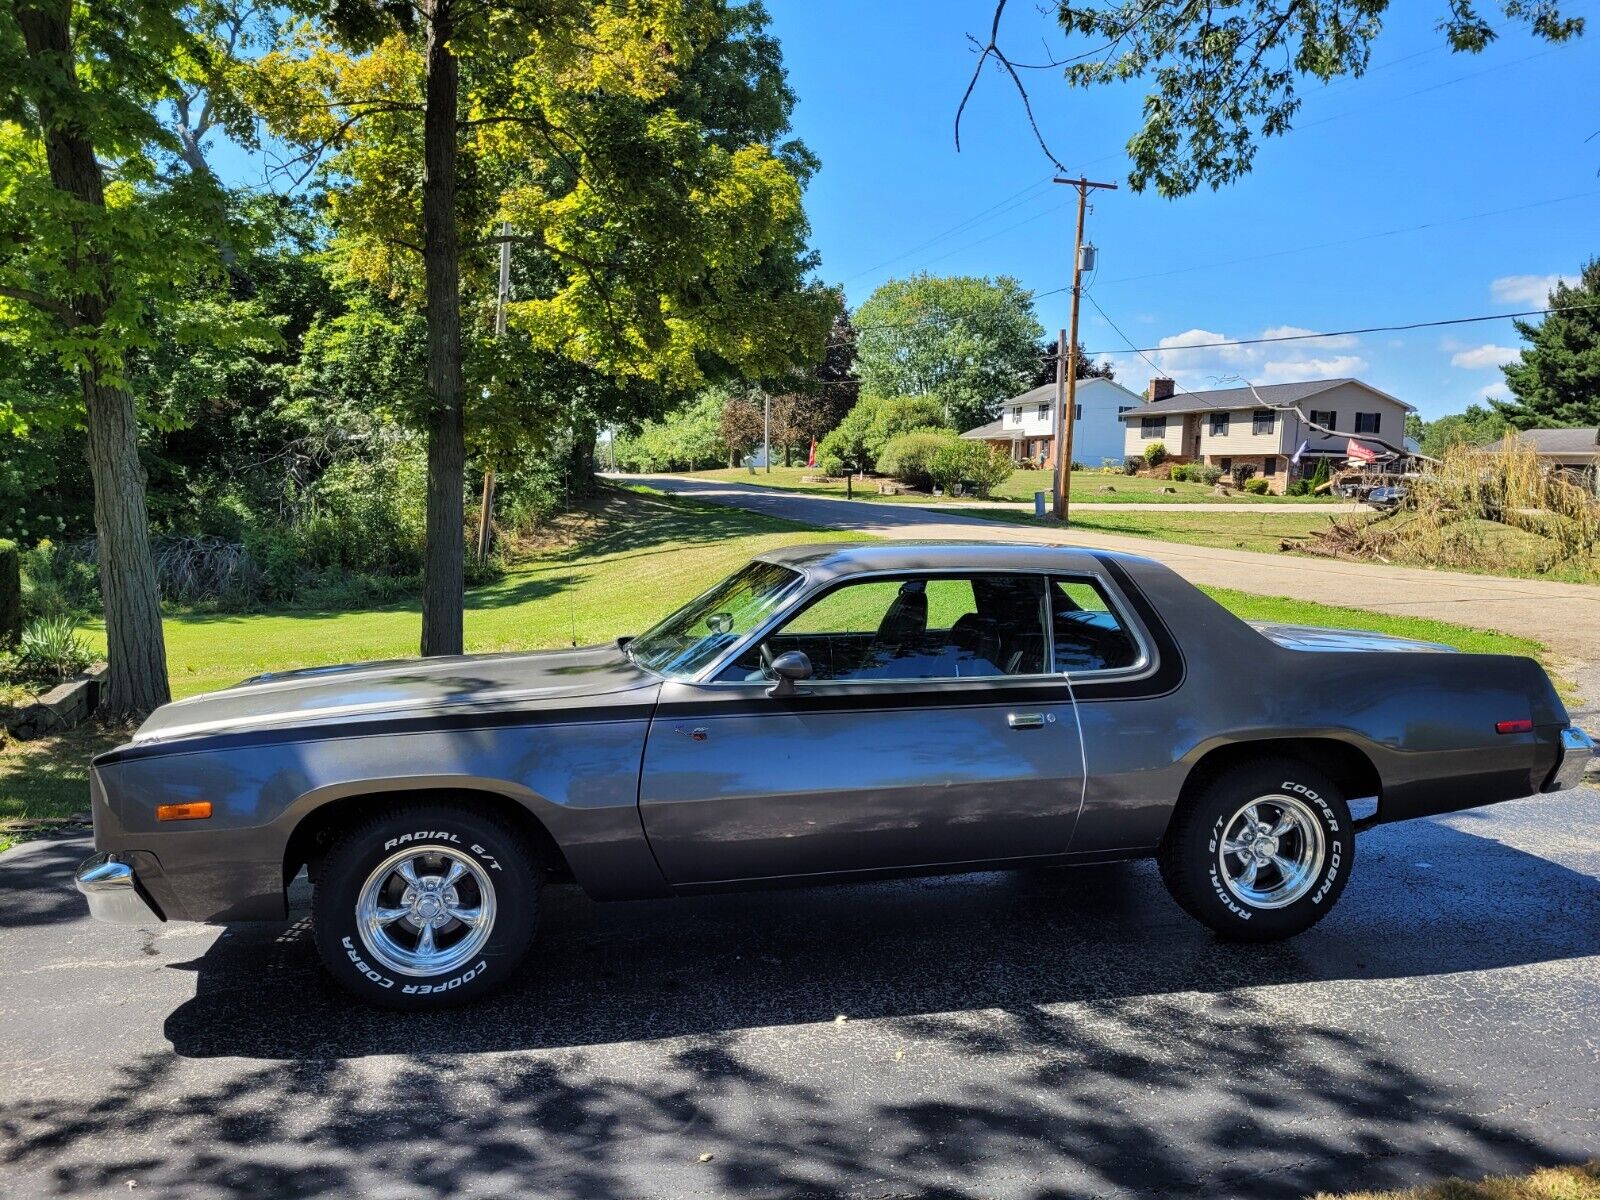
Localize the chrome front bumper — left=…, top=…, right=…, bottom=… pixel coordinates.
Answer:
left=75, top=853, right=164, bottom=925
left=1546, top=727, right=1597, bottom=793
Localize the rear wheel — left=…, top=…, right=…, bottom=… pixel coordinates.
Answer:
left=1159, top=758, right=1353, bottom=942
left=311, top=803, right=540, bottom=1009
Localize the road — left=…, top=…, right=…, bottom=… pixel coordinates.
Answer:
left=2, top=786, right=1597, bottom=1199
left=623, top=474, right=1600, bottom=670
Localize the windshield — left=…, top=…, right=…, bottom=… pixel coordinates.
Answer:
left=627, top=560, right=804, bottom=678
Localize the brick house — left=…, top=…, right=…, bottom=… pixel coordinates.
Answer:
left=1119, top=377, right=1413, bottom=493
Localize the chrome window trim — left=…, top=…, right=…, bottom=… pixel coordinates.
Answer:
left=690, top=565, right=1156, bottom=689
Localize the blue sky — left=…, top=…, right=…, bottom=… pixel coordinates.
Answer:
left=766, top=1, right=1600, bottom=419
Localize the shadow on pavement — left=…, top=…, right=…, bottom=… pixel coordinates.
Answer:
left=2, top=819, right=1595, bottom=1198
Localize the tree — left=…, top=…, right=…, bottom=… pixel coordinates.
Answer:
left=1028, top=338, right=1114, bottom=388
left=254, top=0, right=832, bottom=655
left=854, top=274, right=1045, bottom=431
left=718, top=391, right=765, bottom=467
left=0, top=0, right=258, bottom=717
left=1497, top=260, right=1600, bottom=429
left=1418, top=404, right=1511, bottom=457
left=963, top=2, right=1583, bottom=196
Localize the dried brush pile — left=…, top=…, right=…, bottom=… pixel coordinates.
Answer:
left=1298, top=438, right=1600, bottom=576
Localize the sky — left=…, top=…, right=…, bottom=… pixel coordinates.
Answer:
left=764, top=0, right=1600, bottom=420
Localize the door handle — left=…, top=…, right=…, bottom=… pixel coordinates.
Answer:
left=1008, top=712, right=1047, bottom=729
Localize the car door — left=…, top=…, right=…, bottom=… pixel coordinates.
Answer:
left=637, top=571, right=1086, bottom=887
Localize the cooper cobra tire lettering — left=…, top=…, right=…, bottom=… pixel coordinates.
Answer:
left=314, top=804, right=541, bottom=1009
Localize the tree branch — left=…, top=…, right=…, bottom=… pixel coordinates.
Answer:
left=0, top=284, right=80, bottom=327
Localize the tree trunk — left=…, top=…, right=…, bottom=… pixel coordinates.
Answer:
left=419, top=0, right=465, bottom=657
left=16, top=0, right=170, bottom=718
left=565, top=424, right=598, bottom=500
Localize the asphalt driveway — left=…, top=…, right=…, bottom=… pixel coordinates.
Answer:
left=2, top=786, right=1596, bottom=1199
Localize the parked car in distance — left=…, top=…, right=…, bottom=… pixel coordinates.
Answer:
left=77, top=543, right=1594, bottom=1009
left=1365, top=484, right=1407, bottom=509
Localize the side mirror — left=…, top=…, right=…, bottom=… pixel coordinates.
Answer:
left=766, top=649, right=813, bottom=698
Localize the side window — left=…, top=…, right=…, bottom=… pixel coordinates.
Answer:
left=720, top=575, right=1049, bottom=682
left=1049, top=577, right=1141, bottom=673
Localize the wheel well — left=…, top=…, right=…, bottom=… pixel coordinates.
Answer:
left=282, top=788, right=574, bottom=888
left=1168, top=738, right=1383, bottom=840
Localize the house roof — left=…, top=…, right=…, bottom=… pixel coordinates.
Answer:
left=959, top=418, right=1007, bottom=440
left=960, top=376, right=1144, bottom=438
left=1486, top=427, right=1600, bottom=456
left=1116, top=378, right=1414, bottom=419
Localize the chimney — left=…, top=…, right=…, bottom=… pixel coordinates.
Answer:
left=1147, top=377, right=1175, bottom=403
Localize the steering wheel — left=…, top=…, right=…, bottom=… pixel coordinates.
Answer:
left=760, top=642, right=776, bottom=678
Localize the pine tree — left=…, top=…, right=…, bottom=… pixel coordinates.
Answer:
left=1497, top=259, right=1600, bottom=430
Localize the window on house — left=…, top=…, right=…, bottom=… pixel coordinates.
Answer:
left=1009, top=407, right=1021, bottom=422
left=1355, top=412, right=1382, bottom=434
left=1140, top=417, right=1165, bottom=439
left=1074, top=404, right=1082, bottom=420
left=1037, top=402, right=1050, bottom=419
left=1118, top=405, right=1134, bottom=414
left=1262, top=457, right=1277, bottom=476
left=1252, top=410, right=1275, bottom=435
left=1309, top=409, right=1336, bottom=429
left=1208, top=412, right=1229, bottom=437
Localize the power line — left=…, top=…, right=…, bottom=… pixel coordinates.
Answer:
left=840, top=176, right=1055, bottom=283
left=1081, top=304, right=1600, bottom=357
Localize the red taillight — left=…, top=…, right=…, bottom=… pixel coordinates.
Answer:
left=1495, top=719, right=1533, bottom=735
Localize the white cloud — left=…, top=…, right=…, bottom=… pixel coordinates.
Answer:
left=1260, top=325, right=1358, bottom=350
left=1490, top=274, right=1575, bottom=307
left=1478, top=382, right=1511, bottom=403
left=1260, top=355, right=1366, bottom=381
left=1449, top=343, right=1519, bottom=369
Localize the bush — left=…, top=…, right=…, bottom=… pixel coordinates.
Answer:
left=817, top=394, right=950, bottom=474
left=1194, top=465, right=1224, bottom=486
left=1286, top=479, right=1311, bottom=496
left=1143, top=441, right=1168, bottom=467
left=1169, top=464, right=1190, bottom=482
left=0, top=539, right=17, bottom=647
left=1245, top=477, right=1271, bottom=495
left=1232, top=463, right=1257, bottom=486
left=19, top=540, right=99, bottom=622
left=877, top=431, right=958, bottom=490
left=1121, top=457, right=1140, bottom=476
left=6, top=615, right=93, bottom=684
left=929, top=441, right=1014, bottom=498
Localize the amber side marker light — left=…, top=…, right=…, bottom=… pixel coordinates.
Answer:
left=156, top=801, right=212, bottom=822
left=1495, top=719, right=1534, bottom=735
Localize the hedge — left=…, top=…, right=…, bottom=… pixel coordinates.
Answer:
left=0, top=539, right=18, bottom=647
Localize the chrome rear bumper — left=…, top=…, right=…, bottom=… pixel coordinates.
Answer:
left=75, top=853, right=163, bottom=925
left=1546, top=727, right=1597, bottom=793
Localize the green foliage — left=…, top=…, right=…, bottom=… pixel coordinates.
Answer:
left=877, top=431, right=959, bottom=490
left=1418, top=403, right=1512, bottom=457
left=1310, top=456, right=1332, bottom=490
left=1245, top=476, right=1271, bottom=495
left=0, top=539, right=17, bottom=647
left=1121, top=457, right=1141, bottom=475
left=1498, top=259, right=1600, bottom=430
left=7, top=617, right=93, bottom=685
left=18, top=542, right=99, bottom=623
left=1051, top=2, right=1583, bottom=196
left=853, top=274, right=1044, bottom=431
left=1194, top=464, right=1223, bottom=486
left=929, top=441, right=1014, bottom=498
left=816, top=394, right=948, bottom=475
left=1142, top=441, right=1168, bottom=466
left=1169, top=463, right=1190, bottom=482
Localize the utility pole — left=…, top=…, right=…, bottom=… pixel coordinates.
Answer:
left=476, top=220, right=511, bottom=563
left=763, top=391, right=771, bottom=473
left=1051, top=176, right=1117, bottom=522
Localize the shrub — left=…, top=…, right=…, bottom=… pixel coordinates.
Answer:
left=1121, top=457, right=1140, bottom=476
left=817, top=394, right=950, bottom=474
left=1245, top=477, right=1271, bottom=495
left=1169, top=464, right=1190, bottom=482
left=7, top=616, right=93, bottom=684
left=1286, top=479, right=1311, bottom=496
left=929, top=441, right=1014, bottom=498
left=19, top=540, right=99, bottom=621
left=1143, top=441, right=1168, bottom=467
left=1194, top=465, right=1223, bottom=485
left=0, top=539, right=17, bottom=647
left=877, top=431, right=958, bottom=490
left=1232, top=463, right=1257, bottom=486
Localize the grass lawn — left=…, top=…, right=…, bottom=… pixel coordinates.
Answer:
left=1311, top=1160, right=1599, bottom=1200
left=943, top=505, right=1356, bottom=554
left=0, top=485, right=1551, bottom=847
left=657, top=465, right=1336, bottom=505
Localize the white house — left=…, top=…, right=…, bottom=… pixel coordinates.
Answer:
left=959, top=376, right=1144, bottom=468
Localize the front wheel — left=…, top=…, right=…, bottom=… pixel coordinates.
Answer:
left=311, top=803, right=540, bottom=1009
left=1159, top=758, right=1354, bottom=942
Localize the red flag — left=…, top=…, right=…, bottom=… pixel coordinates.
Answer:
left=806, top=437, right=817, bottom=468
left=1346, top=438, right=1378, bottom=463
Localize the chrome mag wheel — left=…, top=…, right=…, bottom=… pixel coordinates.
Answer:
left=1217, top=794, right=1326, bottom=910
left=355, top=846, right=497, bottom=977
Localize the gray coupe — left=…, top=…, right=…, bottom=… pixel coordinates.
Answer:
left=76, top=543, right=1594, bottom=1008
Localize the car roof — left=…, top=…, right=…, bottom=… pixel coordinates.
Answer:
left=752, top=540, right=1154, bottom=582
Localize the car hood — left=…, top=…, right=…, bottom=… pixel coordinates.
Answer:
left=1248, top=621, right=1456, bottom=654
left=131, top=642, right=659, bottom=745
